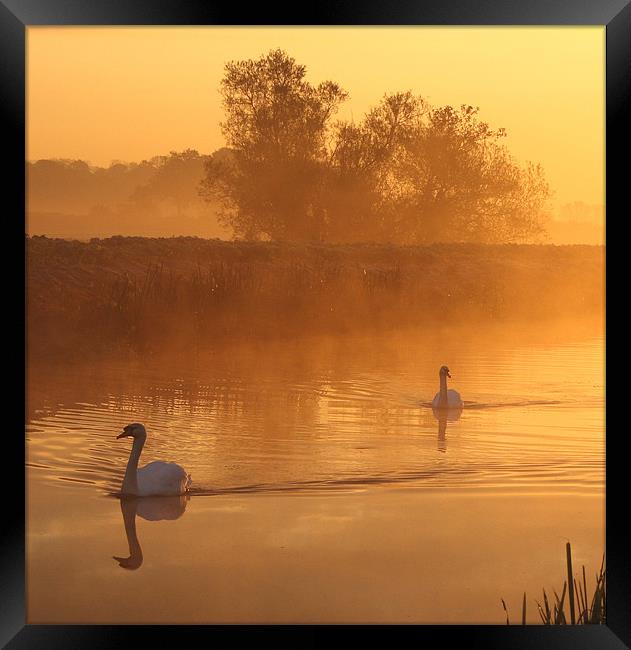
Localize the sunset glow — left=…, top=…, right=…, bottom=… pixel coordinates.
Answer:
left=27, top=26, right=604, bottom=216
left=26, top=26, right=605, bottom=626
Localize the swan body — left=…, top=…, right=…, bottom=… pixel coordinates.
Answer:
left=117, top=423, right=191, bottom=496
left=432, top=389, right=463, bottom=409
left=135, top=461, right=191, bottom=497
left=432, top=365, right=464, bottom=409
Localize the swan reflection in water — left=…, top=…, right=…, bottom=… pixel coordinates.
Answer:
left=432, top=405, right=463, bottom=453
left=113, top=495, right=189, bottom=570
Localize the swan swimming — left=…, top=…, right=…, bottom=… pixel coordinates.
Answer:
left=432, top=365, right=464, bottom=409
left=116, top=423, right=191, bottom=496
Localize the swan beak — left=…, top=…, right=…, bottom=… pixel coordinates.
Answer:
left=447, top=371, right=451, bottom=378
left=116, top=431, right=128, bottom=439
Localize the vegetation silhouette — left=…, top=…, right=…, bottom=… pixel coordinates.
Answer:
left=27, top=151, right=228, bottom=239
left=27, top=236, right=603, bottom=358
left=200, top=48, right=551, bottom=244
left=501, top=542, right=606, bottom=625
left=25, top=49, right=603, bottom=358
left=28, top=50, right=604, bottom=245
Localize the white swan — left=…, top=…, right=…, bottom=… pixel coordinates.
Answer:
left=432, top=365, right=464, bottom=409
left=116, top=423, right=191, bottom=496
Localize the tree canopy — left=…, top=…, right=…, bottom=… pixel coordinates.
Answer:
left=200, top=49, right=347, bottom=241
left=132, top=149, right=208, bottom=215
left=200, top=49, right=551, bottom=244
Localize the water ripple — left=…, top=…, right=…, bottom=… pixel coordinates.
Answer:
left=26, top=334, right=604, bottom=497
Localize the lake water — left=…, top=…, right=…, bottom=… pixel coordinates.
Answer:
left=26, top=317, right=605, bottom=623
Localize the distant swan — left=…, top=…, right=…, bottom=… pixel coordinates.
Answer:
left=116, top=423, right=191, bottom=496
left=432, top=366, right=464, bottom=409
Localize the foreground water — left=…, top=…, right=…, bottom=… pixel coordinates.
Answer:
left=26, top=317, right=604, bottom=623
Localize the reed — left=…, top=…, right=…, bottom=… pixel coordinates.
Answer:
left=26, top=236, right=605, bottom=357
left=502, top=542, right=606, bottom=625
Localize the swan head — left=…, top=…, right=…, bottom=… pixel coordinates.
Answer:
left=116, top=422, right=147, bottom=440
left=439, top=365, right=451, bottom=379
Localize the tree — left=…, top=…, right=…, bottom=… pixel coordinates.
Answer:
left=200, top=49, right=348, bottom=240
left=133, top=149, right=209, bottom=216
left=382, top=104, right=551, bottom=243
left=324, top=92, right=425, bottom=242
left=200, top=49, right=551, bottom=244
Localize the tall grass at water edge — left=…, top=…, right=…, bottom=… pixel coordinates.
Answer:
left=501, top=542, right=606, bottom=625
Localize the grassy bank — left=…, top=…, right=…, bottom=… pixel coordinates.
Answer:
left=26, top=236, right=604, bottom=358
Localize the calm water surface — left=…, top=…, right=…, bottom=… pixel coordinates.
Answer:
left=27, top=318, right=605, bottom=623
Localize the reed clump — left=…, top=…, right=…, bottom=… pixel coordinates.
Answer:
left=502, top=542, right=606, bottom=625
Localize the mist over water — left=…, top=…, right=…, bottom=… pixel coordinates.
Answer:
left=26, top=316, right=605, bottom=623
left=27, top=318, right=604, bottom=497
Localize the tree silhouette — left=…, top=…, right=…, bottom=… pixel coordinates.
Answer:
left=384, top=104, right=551, bottom=243
left=133, top=149, right=208, bottom=216
left=200, top=49, right=348, bottom=240
left=201, top=50, right=551, bottom=244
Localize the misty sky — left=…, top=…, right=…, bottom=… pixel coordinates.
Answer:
left=27, top=26, right=604, bottom=221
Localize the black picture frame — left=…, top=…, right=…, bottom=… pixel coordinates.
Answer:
left=5, top=1, right=628, bottom=647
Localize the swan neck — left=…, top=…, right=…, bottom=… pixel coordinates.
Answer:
left=120, top=499, right=143, bottom=566
left=439, top=374, right=448, bottom=405
left=122, top=436, right=144, bottom=495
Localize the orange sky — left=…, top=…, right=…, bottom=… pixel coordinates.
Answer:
left=27, top=26, right=604, bottom=220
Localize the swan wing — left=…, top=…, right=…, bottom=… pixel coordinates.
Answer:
left=137, top=461, right=190, bottom=496
left=432, top=390, right=463, bottom=408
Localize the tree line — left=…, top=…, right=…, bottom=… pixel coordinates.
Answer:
left=29, top=48, right=551, bottom=245
left=27, top=150, right=211, bottom=220
left=199, top=48, right=551, bottom=244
